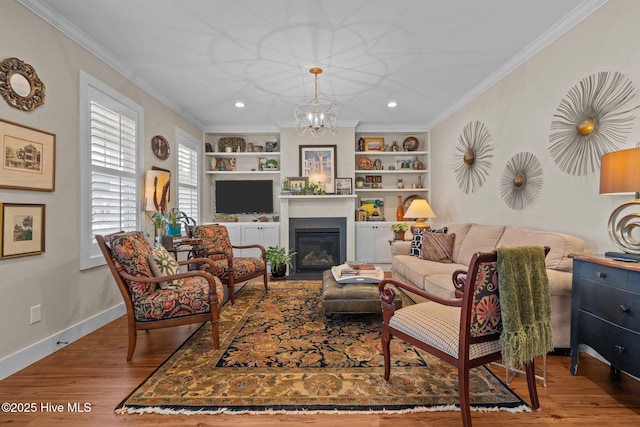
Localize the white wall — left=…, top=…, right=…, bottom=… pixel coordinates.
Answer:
left=430, top=0, right=638, bottom=254
left=0, top=1, right=202, bottom=376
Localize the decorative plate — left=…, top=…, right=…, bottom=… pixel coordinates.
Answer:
left=402, top=136, right=419, bottom=151
left=403, top=194, right=426, bottom=212
left=219, top=137, right=246, bottom=152
left=358, top=156, right=373, bottom=170
left=151, top=135, right=170, bottom=160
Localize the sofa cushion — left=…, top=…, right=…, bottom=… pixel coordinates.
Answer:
left=409, top=227, right=448, bottom=257
left=444, top=223, right=473, bottom=263
left=420, top=233, right=455, bottom=262
left=455, top=224, right=505, bottom=265
left=496, top=226, right=585, bottom=272
left=392, top=255, right=466, bottom=292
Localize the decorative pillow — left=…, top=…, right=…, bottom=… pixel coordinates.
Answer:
left=419, top=232, right=456, bottom=262
left=409, top=227, right=448, bottom=257
left=149, top=245, right=184, bottom=289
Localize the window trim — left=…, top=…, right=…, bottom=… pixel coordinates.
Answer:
left=79, top=70, right=144, bottom=270
left=175, top=127, right=202, bottom=224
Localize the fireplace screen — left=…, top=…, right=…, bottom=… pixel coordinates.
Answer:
left=295, top=229, right=339, bottom=272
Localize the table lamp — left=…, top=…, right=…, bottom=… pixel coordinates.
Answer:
left=403, top=199, right=436, bottom=235
left=599, top=146, right=640, bottom=259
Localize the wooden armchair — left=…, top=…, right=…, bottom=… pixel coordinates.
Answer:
left=96, top=231, right=224, bottom=360
left=379, top=247, right=549, bottom=426
left=190, top=224, right=268, bottom=304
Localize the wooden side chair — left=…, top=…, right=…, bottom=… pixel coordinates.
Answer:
left=96, top=231, right=224, bottom=360
left=379, top=248, right=549, bottom=427
left=190, top=224, right=268, bottom=304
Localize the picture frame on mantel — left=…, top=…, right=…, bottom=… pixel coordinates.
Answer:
left=0, top=119, right=56, bottom=191
left=0, top=203, right=46, bottom=259
left=299, top=145, right=337, bottom=194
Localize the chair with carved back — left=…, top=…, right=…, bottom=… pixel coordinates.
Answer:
left=190, top=224, right=268, bottom=304
left=379, top=247, right=550, bottom=426
left=96, top=231, right=224, bottom=360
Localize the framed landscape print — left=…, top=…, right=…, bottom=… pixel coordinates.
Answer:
left=335, top=177, right=352, bottom=195
left=364, top=137, right=384, bottom=151
left=0, top=203, right=45, bottom=259
left=0, top=119, right=56, bottom=191
left=299, top=145, right=337, bottom=193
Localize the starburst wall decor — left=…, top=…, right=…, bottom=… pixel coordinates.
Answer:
left=549, top=71, right=638, bottom=176
left=500, top=152, right=543, bottom=210
left=453, top=121, right=494, bottom=193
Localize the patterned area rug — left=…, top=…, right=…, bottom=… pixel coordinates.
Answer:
left=116, top=280, right=529, bottom=415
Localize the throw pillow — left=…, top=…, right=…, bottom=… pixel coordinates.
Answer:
left=409, top=226, right=448, bottom=257
left=420, top=232, right=456, bottom=262
left=149, top=245, right=184, bottom=289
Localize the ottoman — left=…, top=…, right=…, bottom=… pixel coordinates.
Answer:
left=321, top=269, right=402, bottom=315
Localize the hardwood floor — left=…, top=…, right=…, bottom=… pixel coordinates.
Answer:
left=1, top=316, right=640, bottom=426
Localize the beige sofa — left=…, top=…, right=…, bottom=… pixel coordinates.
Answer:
left=390, top=223, right=585, bottom=349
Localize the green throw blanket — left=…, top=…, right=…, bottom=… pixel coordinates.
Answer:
left=496, top=246, right=554, bottom=368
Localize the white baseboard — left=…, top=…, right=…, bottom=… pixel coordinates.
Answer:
left=0, top=303, right=125, bottom=381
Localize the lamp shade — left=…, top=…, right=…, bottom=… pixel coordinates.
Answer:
left=145, top=170, right=170, bottom=212
left=403, top=199, right=436, bottom=220
left=600, top=147, right=640, bottom=195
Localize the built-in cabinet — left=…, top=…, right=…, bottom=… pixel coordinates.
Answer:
left=355, top=222, right=396, bottom=266
left=354, top=131, right=430, bottom=221
left=219, top=222, right=279, bottom=258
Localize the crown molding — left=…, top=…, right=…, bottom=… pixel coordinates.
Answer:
left=427, top=0, right=609, bottom=129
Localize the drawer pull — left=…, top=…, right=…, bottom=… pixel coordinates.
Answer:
left=595, top=271, right=606, bottom=279
left=614, top=345, right=626, bottom=354
left=619, top=305, right=630, bottom=313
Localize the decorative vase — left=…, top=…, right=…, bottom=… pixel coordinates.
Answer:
left=396, top=195, right=404, bottom=221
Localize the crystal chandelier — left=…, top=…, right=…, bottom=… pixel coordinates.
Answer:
left=295, top=67, right=337, bottom=137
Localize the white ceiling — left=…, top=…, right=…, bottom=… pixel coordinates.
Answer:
left=20, top=0, right=605, bottom=132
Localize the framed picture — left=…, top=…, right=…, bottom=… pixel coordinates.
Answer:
left=335, top=177, right=352, bottom=195
left=0, top=203, right=45, bottom=259
left=0, top=119, right=56, bottom=191
left=395, top=157, right=413, bottom=170
left=288, top=176, right=308, bottom=194
left=299, top=145, right=337, bottom=193
left=364, top=137, right=384, bottom=152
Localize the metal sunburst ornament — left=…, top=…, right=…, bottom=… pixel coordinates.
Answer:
left=453, top=121, right=494, bottom=193
left=549, top=71, right=638, bottom=176
left=500, top=152, right=543, bottom=210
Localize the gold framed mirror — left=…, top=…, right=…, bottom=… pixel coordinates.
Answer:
left=0, top=57, right=46, bottom=111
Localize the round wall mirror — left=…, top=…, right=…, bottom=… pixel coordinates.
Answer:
left=0, top=57, right=46, bottom=111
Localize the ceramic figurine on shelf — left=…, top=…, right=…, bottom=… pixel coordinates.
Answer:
left=358, top=137, right=365, bottom=151
left=391, top=140, right=400, bottom=151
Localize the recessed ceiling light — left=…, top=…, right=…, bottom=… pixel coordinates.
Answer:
left=387, top=101, right=398, bottom=108
left=235, top=102, right=245, bottom=108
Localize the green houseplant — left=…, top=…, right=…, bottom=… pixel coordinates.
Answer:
left=391, top=222, right=409, bottom=240
left=265, top=246, right=296, bottom=279
left=164, top=208, right=196, bottom=236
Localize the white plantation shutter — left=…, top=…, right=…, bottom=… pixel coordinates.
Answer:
left=177, top=130, right=200, bottom=223
left=80, top=71, right=143, bottom=269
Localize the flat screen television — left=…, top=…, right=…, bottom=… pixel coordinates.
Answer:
left=215, top=180, right=274, bottom=214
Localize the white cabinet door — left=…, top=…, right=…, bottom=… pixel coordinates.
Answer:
left=355, top=223, right=392, bottom=264
left=242, top=223, right=279, bottom=257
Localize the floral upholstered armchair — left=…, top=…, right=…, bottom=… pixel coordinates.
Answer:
left=190, top=224, right=268, bottom=304
left=96, top=231, right=224, bottom=360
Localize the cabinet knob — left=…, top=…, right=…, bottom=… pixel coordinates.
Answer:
left=614, top=345, right=626, bottom=354
left=619, top=305, right=630, bottom=313
left=595, top=271, right=606, bottom=279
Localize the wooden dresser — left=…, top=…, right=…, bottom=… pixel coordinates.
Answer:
left=570, top=255, right=640, bottom=377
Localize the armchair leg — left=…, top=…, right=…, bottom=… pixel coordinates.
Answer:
left=525, top=360, right=540, bottom=410
left=262, top=270, right=268, bottom=291
left=228, top=275, right=236, bottom=304
left=382, top=329, right=391, bottom=380
left=458, top=368, right=472, bottom=427
left=127, top=326, right=137, bottom=361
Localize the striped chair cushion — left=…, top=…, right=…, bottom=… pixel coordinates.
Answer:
left=389, top=302, right=501, bottom=360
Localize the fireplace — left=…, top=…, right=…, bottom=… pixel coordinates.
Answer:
left=289, top=217, right=347, bottom=279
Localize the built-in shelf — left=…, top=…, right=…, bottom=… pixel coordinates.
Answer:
left=355, top=188, right=428, bottom=193
left=205, top=152, right=280, bottom=157
left=279, top=194, right=358, bottom=199
left=205, top=170, right=280, bottom=175
left=355, top=150, right=429, bottom=156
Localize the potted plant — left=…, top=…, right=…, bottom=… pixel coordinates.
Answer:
left=391, top=223, right=409, bottom=241
left=164, top=208, right=195, bottom=237
left=265, top=246, right=296, bottom=279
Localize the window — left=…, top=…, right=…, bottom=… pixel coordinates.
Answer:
left=80, top=71, right=143, bottom=270
left=176, top=129, right=201, bottom=223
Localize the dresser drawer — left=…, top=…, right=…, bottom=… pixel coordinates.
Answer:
left=577, top=312, right=640, bottom=378
left=579, top=279, right=640, bottom=333
left=578, top=261, right=628, bottom=289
